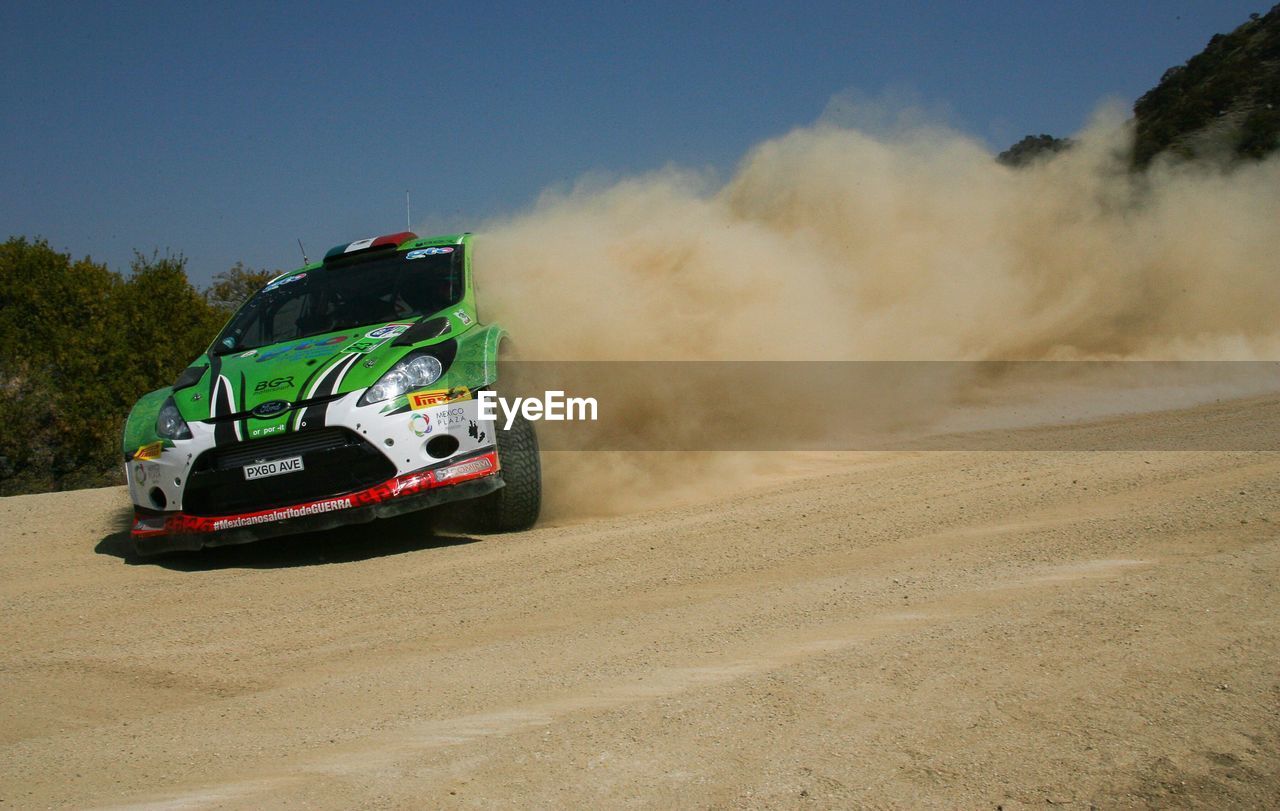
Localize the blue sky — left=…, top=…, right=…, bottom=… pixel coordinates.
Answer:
left=0, top=1, right=1264, bottom=284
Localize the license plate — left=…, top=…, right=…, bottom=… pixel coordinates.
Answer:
left=244, top=456, right=305, bottom=480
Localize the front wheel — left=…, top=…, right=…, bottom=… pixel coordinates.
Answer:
left=470, top=408, right=541, bottom=532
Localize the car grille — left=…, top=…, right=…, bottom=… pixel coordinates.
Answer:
left=182, top=428, right=396, bottom=516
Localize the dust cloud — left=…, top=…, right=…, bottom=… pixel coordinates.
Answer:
left=468, top=105, right=1280, bottom=519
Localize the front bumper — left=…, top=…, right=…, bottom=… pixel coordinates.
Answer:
left=126, top=391, right=501, bottom=553
left=130, top=450, right=500, bottom=553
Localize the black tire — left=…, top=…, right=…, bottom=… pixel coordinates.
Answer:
left=470, top=408, right=541, bottom=532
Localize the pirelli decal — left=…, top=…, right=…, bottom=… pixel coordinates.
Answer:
left=409, top=386, right=472, bottom=410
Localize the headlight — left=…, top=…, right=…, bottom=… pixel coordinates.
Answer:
left=156, top=397, right=192, bottom=440
left=358, top=353, right=444, bottom=406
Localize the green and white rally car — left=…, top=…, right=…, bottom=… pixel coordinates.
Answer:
left=122, top=232, right=540, bottom=554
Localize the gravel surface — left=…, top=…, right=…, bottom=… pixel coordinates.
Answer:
left=2, top=396, right=1277, bottom=809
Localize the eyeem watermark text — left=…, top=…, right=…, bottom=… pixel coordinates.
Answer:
left=477, top=390, right=598, bottom=430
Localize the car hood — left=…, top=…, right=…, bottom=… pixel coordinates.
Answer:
left=173, top=316, right=460, bottom=427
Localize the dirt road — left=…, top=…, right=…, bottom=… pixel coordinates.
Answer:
left=2, top=397, right=1278, bottom=809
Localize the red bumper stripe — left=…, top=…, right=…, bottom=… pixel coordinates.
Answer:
left=133, top=451, right=498, bottom=537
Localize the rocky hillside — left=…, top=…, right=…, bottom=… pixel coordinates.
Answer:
left=1132, top=4, right=1280, bottom=167
left=1001, top=5, right=1280, bottom=169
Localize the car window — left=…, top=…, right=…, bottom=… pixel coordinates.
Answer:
left=212, top=248, right=463, bottom=353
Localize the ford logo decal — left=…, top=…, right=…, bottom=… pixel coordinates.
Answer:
left=251, top=400, right=291, bottom=419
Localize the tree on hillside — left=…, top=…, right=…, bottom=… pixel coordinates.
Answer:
left=0, top=239, right=233, bottom=494
left=112, top=251, right=225, bottom=404
left=997, top=134, right=1073, bottom=167
left=0, top=238, right=126, bottom=491
left=205, top=261, right=277, bottom=313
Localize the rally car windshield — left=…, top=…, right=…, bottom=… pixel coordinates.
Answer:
left=212, top=249, right=464, bottom=354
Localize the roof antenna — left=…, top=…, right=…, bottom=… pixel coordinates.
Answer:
left=297, top=238, right=308, bottom=265
left=405, top=189, right=411, bottom=231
